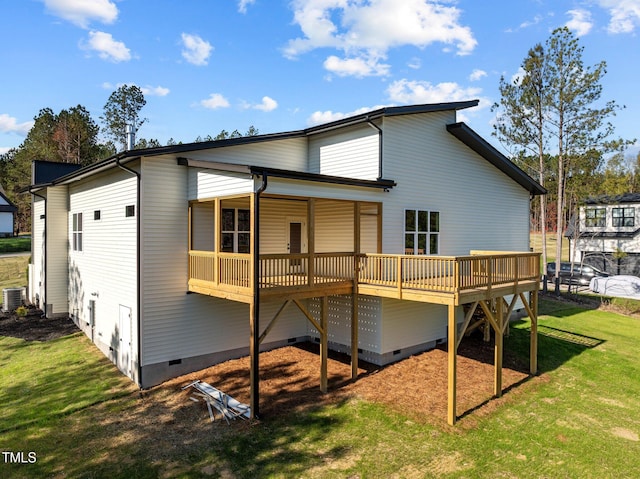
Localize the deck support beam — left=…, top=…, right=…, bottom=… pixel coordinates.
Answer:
left=447, top=303, right=457, bottom=426
left=292, top=298, right=328, bottom=393
left=494, top=297, right=504, bottom=397
left=352, top=202, right=361, bottom=379
left=320, top=296, right=328, bottom=393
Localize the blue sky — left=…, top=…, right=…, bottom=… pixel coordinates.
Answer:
left=1, top=0, right=638, bottom=158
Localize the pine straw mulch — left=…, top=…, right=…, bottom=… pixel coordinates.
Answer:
left=0, top=306, right=534, bottom=427
left=163, top=333, right=533, bottom=428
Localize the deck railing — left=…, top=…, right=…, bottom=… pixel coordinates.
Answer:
left=358, top=252, right=540, bottom=294
left=188, top=250, right=540, bottom=297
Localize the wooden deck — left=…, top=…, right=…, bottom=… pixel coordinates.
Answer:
left=189, top=249, right=540, bottom=426
left=188, top=250, right=540, bottom=305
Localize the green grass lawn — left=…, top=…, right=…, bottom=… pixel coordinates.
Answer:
left=0, top=255, right=29, bottom=293
left=1, top=298, right=640, bottom=478
left=0, top=236, right=31, bottom=254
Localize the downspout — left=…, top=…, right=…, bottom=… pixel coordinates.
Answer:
left=116, top=157, right=142, bottom=387
left=29, top=188, right=47, bottom=313
left=366, top=117, right=383, bottom=180
left=252, top=172, right=268, bottom=418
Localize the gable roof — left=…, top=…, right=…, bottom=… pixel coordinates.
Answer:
left=24, top=100, right=543, bottom=198
left=0, top=187, right=17, bottom=213
left=446, top=122, right=546, bottom=196
left=585, top=193, right=640, bottom=205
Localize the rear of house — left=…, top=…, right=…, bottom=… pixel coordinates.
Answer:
left=27, top=101, right=544, bottom=392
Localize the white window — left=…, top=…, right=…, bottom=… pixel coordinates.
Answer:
left=72, top=213, right=83, bottom=252
left=221, top=208, right=250, bottom=253
left=404, top=209, right=439, bottom=255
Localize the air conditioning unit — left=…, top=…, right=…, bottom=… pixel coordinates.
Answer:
left=2, top=288, right=24, bottom=312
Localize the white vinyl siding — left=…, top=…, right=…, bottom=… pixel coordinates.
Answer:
left=188, top=168, right=253, bottom=200
left=380, top=299, right=463, bottom=353
left=187, top=137, right=308, bottom=171
left=309, top=125, right=379, bottom=180
left=46, top=186, right=69, bottom=315
left=141, top=157, right=309, bottom=367
left=191, top=202, right=214, bottom=251
left=30, top=197, right=46, bottom=306
left=381, top=112, right=530, bottom=255
left=68, top=168, right=138, bottom=359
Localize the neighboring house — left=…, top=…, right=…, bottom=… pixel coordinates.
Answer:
left=0, top=185, right=18, bottom=237
left=26, top=100, right=545, bottom=424
left=569, top=193, right=640, bottom=275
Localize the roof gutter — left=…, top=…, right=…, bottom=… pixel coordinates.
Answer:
left=366, top=117, right=383, bottom=180
left=115, top=157, right=143, bottom=388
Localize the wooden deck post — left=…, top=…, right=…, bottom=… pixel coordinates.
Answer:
left=307, top=198, right=315, bottom=287
left=214, top=198, right=221, bottom=286
left=494, top=296, right=504, bottom=397
left=352, top=202, right=361, bottom=379
left=320, top=295, right=328, bottom=393
left=447, top=303, right=457, bottom=426
left=530, top=289, right=538, bottom=375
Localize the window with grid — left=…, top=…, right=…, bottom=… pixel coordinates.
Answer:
left=585, top=207, right=605, bottom=227
left=72, top=212, right=83, bottom=251
left=221, top=208, right=250, bottom=253
left=404, top=209, right=439, bottom=255
left=612, top=207, right=634, bottom=227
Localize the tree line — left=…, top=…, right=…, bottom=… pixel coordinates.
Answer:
left=492, top=27, right=635, bottom=289
left=0, top=84, right=258, bottom=233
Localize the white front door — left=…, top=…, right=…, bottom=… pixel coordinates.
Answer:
left=118, top=305, right=132, bottom=375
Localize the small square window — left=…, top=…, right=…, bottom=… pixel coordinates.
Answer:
left=94, top=210, right=101, bottom=220
left=125, top=205, right=135, bottom=217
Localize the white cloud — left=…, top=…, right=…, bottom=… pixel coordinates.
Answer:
left=200, top=94, right=230, bottom=110
left=238, top=0, right=256, bottom=14
left=386, top=79, right=483, bottom=106
left=101, top=82, right=169, bottom=97
left=307, top=105, right=388, bottom=126
left=252, top=96, right=279, bottom=112
left=284, top=0, right=477, bottom=77
left=0, top=114, right=34, bottom=135
left=324, top=54, right=390, bottom=77
left=407, top=57, right=422, bottom=70
left=42, top=0, right=118, bottom=28
left=0, top=147, right=12, bottom=155
left=566, top=9, right=593, bottom=36
left=141, top=85, right=170, bottom=97
left=598, top=0, right=640, bottom=33
left=469, top=69, right=487, bottom=81
left=181, top=33, right=213, bottom=66
left=83, top=31, right=131, bottom=62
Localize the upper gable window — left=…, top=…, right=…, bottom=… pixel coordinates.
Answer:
left=585, top=207, right=605, bottom=227
left=612, top=207, right=634, bottom=227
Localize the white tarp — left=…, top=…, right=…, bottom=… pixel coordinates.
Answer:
left=590, top=275, right=640, bottom=299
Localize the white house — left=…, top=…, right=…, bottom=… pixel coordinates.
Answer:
left=569, top=193, right=640, bottom=275
left=27, top=101, right=545, bottom=424
left=0, top=185, right=17, bottom=237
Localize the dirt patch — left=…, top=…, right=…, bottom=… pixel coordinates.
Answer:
left=0, top=306, right=79, bottom=341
